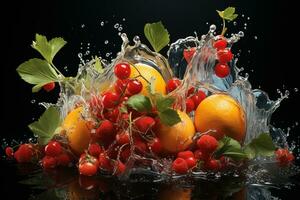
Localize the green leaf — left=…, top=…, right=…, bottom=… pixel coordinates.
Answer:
left=28, top=106, right=61, bottom=145
left=215, top=137, right=247, bottom=160
left=156, top=94, right=175, bottom=112
left=94, top=56, right=104, bottom=74
left=217, top=7, right=238, bottom=21
left=120, top=104, right=128, bottom=113
left=244, top=133, right=276, bottom=159
left=146, top=76, right=156, bottom=96
left=144, top=21, right=170, bottom=52
left=158, top=108, right=181, bottom=126
left=16, top=58, right=59, bottom=92
left=127, top=94, right=152, bottom=112
left=31, top=34, right=67, bottom=63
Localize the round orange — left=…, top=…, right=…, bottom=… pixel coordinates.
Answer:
left=129, top=63, right=166, bottom=96
left=156, top=110, right=195, bottom=153
left=194, top=94, right=246, bottom=142
left=61, top=107, right=91, bottom=155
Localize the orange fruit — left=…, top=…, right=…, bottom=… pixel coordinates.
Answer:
left=158, top=185, right=191, bottom=200
left=129, top=63, right=166, bottom=96
left=194, top=94, right=246, bottom=142
left=156, top=110, right=195, bottom=153
left=61, top=107, right=91, bottom=155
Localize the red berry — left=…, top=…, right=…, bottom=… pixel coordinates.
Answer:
left=120, top=146, right=131, bottom=162
left=5, top=147, right=14, bottom=158
left=127, top=79, right=143, bottom=95
left=43, top=82, right=55, bottom=92
left=102, top=92, right=119, bottom=109
left=275, top=149, right=295, bottom=166
left=134, top=116, right=155, bottom=133
left=185, top=98, right=195, bottom=113
left=103, top=107, right=120, bottom=123
left=14, top=144, right=33, bottom=163
left=116, top=131, right=130, bottom=145
left=219, top=156, right=228, bottom=169
left=45, top=141, right=62, bottom=157
left=79, top=162, right=98, bottom=176
left=96, top=120, right=114, bottom=140
left=213, top=39, right=227, bottom=50
left=134, top=139, right=147, bottom=153
left=215, top=63, right=230, bottom=78
left=166, top=78, right=181, bottom=93
left=56, top=153, right=72, bottom=166
left=217, top=49, right=233, bottom=64
left=88, top=143, right=102, bottom=157
left=114, top=62, right=131, bottom=80
left=148, top=138, right=162, bottom=154
left=99, top=153, right=113, bottom=172
left=42, top=156, right=57, bottom=169
left=191, top=90, right=206, bottom=108
left=183, top=47, right=196, bottom=63
left=172, top=158, right=189, bottom=174
left=177, top=151, right=194, bottom=159
left=114, top=79, right=128, bottom=94
left=197, top=135, right=218, bottom=154
left=115, top=161, right=126, bottom=175
left=194, top=150, right=210, bottom=161
left=187, top=86, right=195, bottom=96
left=205, top=159, right=220, bottom=171
left=185, top=157, right=197, bottom=169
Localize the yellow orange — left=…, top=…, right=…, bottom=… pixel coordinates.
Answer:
left=194, top=94, right=246, bottom=142
left=129, top=63, right=166, bottom=96
left=156, top=110, right=195, bottom=153
left=61, top=107, right=91, bottom=155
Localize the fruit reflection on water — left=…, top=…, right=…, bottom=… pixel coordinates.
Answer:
left=194, top=94, right=246, bottom=142
left=62, top=107, right=91, bottom=155
left=157, top=110, right=195, bottom=153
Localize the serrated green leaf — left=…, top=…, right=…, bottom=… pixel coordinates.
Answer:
left=244, top=133, right=276, bottom=159
left=215, top=137, right=246, bottom=160
left=94, top=56, right=104, bottom=74
left=156, top=94, right=175, bottom=112
left=228, top=14, right=238, bottom=21
left=16, top=58, right=59, bottom=91
left=144, top=21, right=170, bottom=52
left=31, top=34, right=66, bottom=63
left=127, top=94, right=152, bottom=112
left=217, top=7, right=238, bottom=21
left=28, top=106, right=61, bottom=145
left=217, top=10, right=224, bottom=18
left=222, top=151, right=248, bottom=160
left=158, top=108, right=181, bottom=126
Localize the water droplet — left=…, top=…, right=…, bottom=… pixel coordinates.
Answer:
left=248, top=50, right=251, bottom=53
left=244, top=27, right=247, bottom=30
left=295, top=122, right=299, bottom=126
left=247, top=17, right=250, bottom=20
left=294, top=88, right=298, bottom=92
left=133, top=36, right=141, bottom=46
left=100, top=21, right=104, bottom=26
left=118, top=26, right=123, bottom=31
left=254, top=36, right=258, bottom=40
left=31, top=99, right=36, bottom=104
left=244, top=23, right=247, bottom=26
left=85, top=50, right=90, bottom=55
left=118, top=32, right=122, bottom=36
left=87, top=43, right=90, bottom=46
left=78, top=53, right=83, bottom=58
left=104, top=40, right=109, bottom=44
left=122, top=18, right=126, bottom=21
left=81, top=24, right=85, bottom=28
left=242, top=14, right=245, bottom=17
left=206, top=22, right=209, bottom=25
left=209, top=24, right=216, bottom=32
left=238, top=31, right=244, bottom=37
left=64, top=66, right=68, bottom=71
left=105, top=52, right=111, bottom=57
left=233, top=21, right=237, bottom=26
left=114, top=23, right=119, bottom=29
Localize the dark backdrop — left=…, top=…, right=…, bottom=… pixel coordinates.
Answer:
left=2, top=0, right=300, bottom=198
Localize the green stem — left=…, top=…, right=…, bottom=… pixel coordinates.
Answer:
left=221, top=19, right=227, bottom=36
left=50, top=62, right=65, bottom=78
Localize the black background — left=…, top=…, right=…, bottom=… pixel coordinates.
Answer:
left=2, top=0, right=300, bottom=199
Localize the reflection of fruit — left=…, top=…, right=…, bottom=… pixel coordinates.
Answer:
left=159, top=185, right=191, bottom=200
left=195, top=94, right=246, bottom=142
left=62, top=107, right=91, bottom=155
left=157, top=110, right=195, bottom=153
left=130, top=63, right=166, bottom=96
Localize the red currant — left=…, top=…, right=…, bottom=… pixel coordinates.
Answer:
left=42, top=156, right=57, bottom=169
left=120, top=146, right=131, bottom=162
left=43, top=82, right=55, bottom=92
left=115, top=161, right=126, bottom=175
left=116, top=131, right=130, bottom=145
left=79, top=162, right=98, bottom=176
left=102, top=92, right=119, bottom=109
left=215, top=63, right=230, bottom=78
left=45, top=141, right=62, bottom=157
left=5, top=147, right=14, bottom=158
left=217, top=49, right=233, bottom=64
left=187, top=86, right=195, bottom=96
left=197, top=135, right=218, bottom=154
left=114, top=62, right=131, bottom=80
left=183, top=47, right=196, bottom=63
left=99, top=153, right=113, bottom=172
left=148, top=138, right=162, bottom=154
left=14, top=144, right=33, bottom=163
left=134, top=116, right=155, bottom=133
left=213, top=39, right=227, bottom=50
left=114, top=79, right=128, bottom=94
left=172, top=158, right=189, bottom=174
left=127, top=79, right=143, bottom=95
left=96, top=120, right=114, bottom=141
left=275, top=148, right=295, bottom=166
left=185, top=98, right=195, bottom=113
left=166, top=78, right=181, bottom=93
left=88, top=143, right=102, bottom=157
left=177, top=150, right=194, bottom=159
left=194, top=149, right=210, bottom=161
left=134, top=139, right=147, bottom=153
left=191, top=90, right=206, bottom=108
left=103, top=107, right=120, bottom=123
left=205, top=159, right=220, bottom=171
left=185, top=157, right=197, bottom=169
left=56, top=153, right=72, bottom=166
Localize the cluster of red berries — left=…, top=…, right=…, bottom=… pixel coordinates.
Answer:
left=275, top=148, right=295, bottom=167
left=213, top=37, right=233, bottom=78
left=166, top=78, right=207, bottom=113
left=6, top=144, right=35, bottom=163
left=172, top=135, right=227, bottom=174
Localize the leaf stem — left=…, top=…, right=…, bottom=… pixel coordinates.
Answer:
left=50, top=62, right=65, bottom=78
left=221, top=19, right=227, bottom=36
